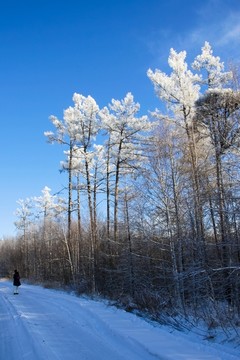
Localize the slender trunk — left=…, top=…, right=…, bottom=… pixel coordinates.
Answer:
left=114, top=167, right=119, bottom=243
left=105, top=138, right=114, bottom=278
left=165, top=199, right=185, bottom=313
left=106, top=138, right=111, bottom=242
left=170, top=153, right=183, bottom=272
left=63, top=231, right=76, bottom=285
left=23, top=220, right=29, bottom=277
left=216, top=150, right=228, bottom=266
left=68, top=142, right=73, bottom=243
left=208, top=190, right=221, bottom=260
left=185, top=116, right=206, bottom=265
left=114, top=140, right=123, bottom=242
left=93, top=165, right=97, bottom=244
left=93, top=164, right=98, bottom=286
left=169, top=153, right=186, bottom=312
left=124, top=192, right=135, bottom=297
left=84, top=153, right=95, bottom=292
left=76, top=173, right=82, bottom=239
left=76, top=174, right=82, bottom=275
left=211, top=115, right=232, bottom=302
left=63, top=144, right=74, bottom=284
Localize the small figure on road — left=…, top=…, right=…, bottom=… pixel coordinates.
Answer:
left=13, top=269, right=21, bottom=295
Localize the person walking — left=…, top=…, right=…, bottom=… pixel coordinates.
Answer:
left=13, top=269, right=21, bottom=295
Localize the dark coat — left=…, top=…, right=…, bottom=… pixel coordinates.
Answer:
left=13, top=271, right=21, bottom=286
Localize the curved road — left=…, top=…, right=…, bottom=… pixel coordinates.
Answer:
left=0, top=279, right=239, bottom=360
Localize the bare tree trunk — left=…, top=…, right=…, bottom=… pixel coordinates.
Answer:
left=76, top=173, right=82, bottom=276
left=23, top=223, right=29, bottom=277
left=67, top=142, right=73, bottom=243
left=93, top=163, right=99, bottom=289
left=169, top=153, right=186, bottom=312
left=184, top=117, right=206, bottom=265
left=165, top=200, right=185, bottom=313
left=63, top=230, right=76, bottom=285
left=76, top=173, right=82, bottom=239
left=106, top=138, right=111, bottom=242
left=208, top=190, right=221, bottom=261
left=84, top=153, right=95, bottom=292
left=124, top=191, right=135, bottom=297
left=215, top=149, right=229, bottom=266
left=114, top=140, right=123, bottom=242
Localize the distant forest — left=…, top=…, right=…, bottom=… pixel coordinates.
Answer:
left=1, top=42, right=240, bottom=334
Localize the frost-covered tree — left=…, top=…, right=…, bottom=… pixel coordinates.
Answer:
left=45, top=93, right=100, bottom=286
left=100, top=92, right=150, bottom=241
left=147, top=48, right=206, bottom=261
left=33, top=186, right=65, bottom=221
left=33, top=185, right=66, bottom=237
left=192, top=41, right=232, bottom=89
left=147, top=42, right=240, bottom=309
left=192, top=43, right=239, bottom=268
left=61, top=146, right=85, bottom=237
left=62, top=144, right=105, bottom=285
left=15, top=198, right=35, bottom=276
left=148, top=48, right=201, bottom=121
left=15, top=198, right=34, bottom=232
left=195, top=89, right=240, bottom=269
left=66, top=94, right=100, bottom=265
left=45, top=93, right=100, bottom=243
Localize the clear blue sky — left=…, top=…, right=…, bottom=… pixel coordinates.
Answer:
left=1, top=0, right=240, bottom=238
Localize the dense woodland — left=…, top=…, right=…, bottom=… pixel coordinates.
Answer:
left=1, top=42, right=240, bottom=333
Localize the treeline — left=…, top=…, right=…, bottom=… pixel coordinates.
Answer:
left=1, top=42, right=240, bottom=331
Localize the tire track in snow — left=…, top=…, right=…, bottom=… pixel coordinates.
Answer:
left=0, top=281, right=163, bottom=360
left=0, top=284, right=51, bottom=360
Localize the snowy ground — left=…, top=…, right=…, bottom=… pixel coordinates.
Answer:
left=0, top=279, right=239, bottom=360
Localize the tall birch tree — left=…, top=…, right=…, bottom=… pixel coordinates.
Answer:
left=45, top=93, right=100, bottom=287
left=100, top=92, right=150, bottom=242
left=147, top=48, right=206, bottom=262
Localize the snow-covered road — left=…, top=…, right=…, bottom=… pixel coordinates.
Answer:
left=0, top=279, right=239, bottom=360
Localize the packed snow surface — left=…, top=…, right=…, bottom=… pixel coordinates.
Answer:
left=0, top=279, right=239, bottom=360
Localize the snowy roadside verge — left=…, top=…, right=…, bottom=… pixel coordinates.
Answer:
left=1, top=279, right=240, bottom=360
